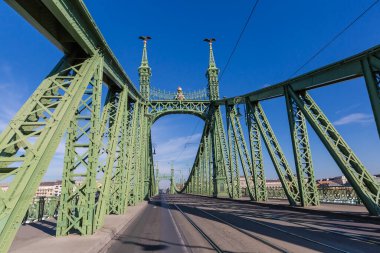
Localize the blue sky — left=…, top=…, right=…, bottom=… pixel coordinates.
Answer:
left=0, top=1, right=379, bottom=188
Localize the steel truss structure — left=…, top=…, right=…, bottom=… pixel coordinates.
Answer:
left=0, top=0, right=379, bottom=252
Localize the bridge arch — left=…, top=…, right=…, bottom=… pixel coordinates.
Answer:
left=148, top=100, right=210, bottom=124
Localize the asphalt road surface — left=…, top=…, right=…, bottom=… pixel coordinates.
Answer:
left=103, top=194, right=380, bottom=253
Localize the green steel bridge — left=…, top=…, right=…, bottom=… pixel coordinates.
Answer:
left=0, top=1, right=380, bottom=252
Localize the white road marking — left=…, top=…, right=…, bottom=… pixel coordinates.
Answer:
left=166, top=198, right=189, bottom=253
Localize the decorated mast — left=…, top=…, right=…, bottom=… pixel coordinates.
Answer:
left=204, top=38, right=219, bottom=100
left=138, top=36, right=152, bottom=100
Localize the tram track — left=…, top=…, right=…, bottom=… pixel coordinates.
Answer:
left=184, top=195, right=380, bottom=247
left=171, top=202, right=292, bottom=253
left=172, top=203, right=224, bottom=253
left=166, top=194, right=380, bottom=253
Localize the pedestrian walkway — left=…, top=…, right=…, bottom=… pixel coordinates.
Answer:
left=237, top=197, right=378, bottom=220
left=9, top=202, right=148, bottom=253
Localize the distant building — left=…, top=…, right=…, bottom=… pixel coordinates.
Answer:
left=316, top=179, right=341, bottom=187
left=239, top=176, right=248, bottom=189
left=35, top=180, right=62, bottom=197
left=330, top=176, right=347, bottom=185
left=0, top=184, right=8, bottom=192
left=374, top=174, right=380, bottom=184
left=266, top=179, right=282, bottom=187
left=239, top=176, right=282, bottom=189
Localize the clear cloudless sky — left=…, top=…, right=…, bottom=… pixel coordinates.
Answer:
left=0, top=1, right=379, bottom=188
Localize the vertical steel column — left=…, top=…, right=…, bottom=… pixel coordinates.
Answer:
left=199, top=149, right=203, bottom=195
left=361, top=57, right=380, bottom=138
left=125, top=102, right=140, bottom=207
left=170, top=166, right=175, bottom=194
left=246, top=102, right=267, bottom=201
left=95, top=89, right=127, bottom=229
left=56, top=56, right=104, bottom=235
left=109, top=90, right=130, bottom=214
left=288, top=88, right=380, bottom=215
left=285, top=88, right=319, bottom=206
left=121, top=102, right=134, bottom=211
left=136, top=103, right=147, bottom=202
left=207, top=134, right=213, bottom=196
left=212, top=107, right=231, bottom=197
left=226, top=106, right=240, bottom=199
left=204, top=136, right=210, bottom=196
left=133, top=104, right=143, bottom=203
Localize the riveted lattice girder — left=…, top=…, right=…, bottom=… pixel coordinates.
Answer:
left=0, top=53, right=103, bottom=252
left=285, top=88, right=319, bottom=207
left=95, top=88, right=128, bottom=230
left=248, top=102, right=300, bottom=206
left=148, top=100, right=209, bottom=122
left=127, top=102, right=148, bottom=205
left=246, top=102, right=267, bottom=201
left=56, top=56, right=104, bottom=236
left=361, top=57, right=380, bottom=138
left=288, top=87, right=380, bottom=215
left=226, top=106, right=243, bottom=199
left=126, top=103, right=140, bottom=206
left=212, top=107, right=232, bottom=197
left=109, top=92, right=130, bottom=215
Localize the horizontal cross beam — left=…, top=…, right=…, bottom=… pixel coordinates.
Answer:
left=5, top=0, right=142, bottom=101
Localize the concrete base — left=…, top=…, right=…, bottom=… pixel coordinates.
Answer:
left=9, top=202, right=148, bottom=253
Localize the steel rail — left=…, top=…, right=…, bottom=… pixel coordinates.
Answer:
left=186, top=195, right=373, bottom=252
left=199, top=196, right=380, bottom=246
left=171, top=202, right=224, bottom=253
left=195, top=207, right=289, bottom=252
left=256, top=212, right=380, bottom=246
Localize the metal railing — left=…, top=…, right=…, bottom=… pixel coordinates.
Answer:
left=266, top=186, right=361, bottom=205
left=22, top=196, right=59, bottom=224
left=150, top=87, right=208, bottom=100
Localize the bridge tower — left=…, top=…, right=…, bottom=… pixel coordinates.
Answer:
left=170, top=163, right=175, bottom=194
left=138, top=36, right=152, bottom=100
left=205, top=38, right=219, bottom=100
left=204, top=39, right=228, bottom=198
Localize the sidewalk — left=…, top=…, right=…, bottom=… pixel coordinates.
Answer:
left=235, top=197, right=380, bottom=222
left=9, top=202, right=148, bottom=253
left=242, top=198, right=368, bottom=214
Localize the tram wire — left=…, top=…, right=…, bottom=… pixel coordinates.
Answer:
left=290, top=0, right=380, bottom=77
left=219, top=0, right=260, bottom=81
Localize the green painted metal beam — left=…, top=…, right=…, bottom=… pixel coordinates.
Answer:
left=5, top=0, right=141, bottom=100
left=226, top=106, right=245, bottom=199
left=246, top=101, right=267, bottom=201
left=248, top=102, right=300, bottom=206
left=56, top=56, right=104, bottom=236
left=284, top=88, right=319, bottom=207
left=95, top=89, right=127, bottom=229
left=361, top=57, right=380, bottom=138
left=0, top=53, right=103, bottom=253
left=288, top=87, right=380, bottom=215
left=217, top=44, right=380, bottom=106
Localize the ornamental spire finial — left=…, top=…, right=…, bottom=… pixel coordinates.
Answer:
left=139, top=36, right=151, bottom=67
left=204, top=38, right=216, bottom=68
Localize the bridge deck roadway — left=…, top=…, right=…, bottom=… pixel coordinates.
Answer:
left=10, top=194, right=380, bottom=253
left=103, top=194, right=380, bottom=253
left=238, top=197, right=371, bottom=218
